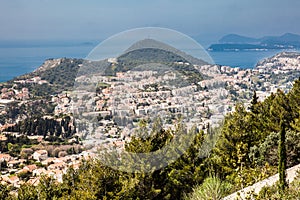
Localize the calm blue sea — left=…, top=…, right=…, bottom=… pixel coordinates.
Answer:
left=0, top=41, right=96, bottom=83
left=0, top=40, right=293, bottom=83
left=209, top=50, right=286, bottom=68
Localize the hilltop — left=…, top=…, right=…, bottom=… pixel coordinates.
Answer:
left=103, top=39, right=207, bottom=80
left=124, top=39, right=208, bottom=66
left=219, top=34, right=260, bottom=44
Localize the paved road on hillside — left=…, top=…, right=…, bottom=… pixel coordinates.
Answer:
left=223, top=164, right=300, bottom=200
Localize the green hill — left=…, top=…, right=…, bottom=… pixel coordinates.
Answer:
left=10, top=58, right=83, bottom=95
left=103, top=39, right=206, bottom=84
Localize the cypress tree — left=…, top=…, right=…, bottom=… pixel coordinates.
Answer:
left=250, top=90, right=259, bottom=114
left=278, top=121, right=287, bottom=193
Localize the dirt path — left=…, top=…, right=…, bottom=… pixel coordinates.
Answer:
left=223, top=164, right=300, bottom=200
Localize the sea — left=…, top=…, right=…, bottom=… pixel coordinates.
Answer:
left=0, top=40, right=292, bottom=83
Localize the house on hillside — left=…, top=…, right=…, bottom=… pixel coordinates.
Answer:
left=33, top=150, right=48, bottom=162
left=23, top=164, right=38, bottom=173
left=0, top=154, right=12, bottom=162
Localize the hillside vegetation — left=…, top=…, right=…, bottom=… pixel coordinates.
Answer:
left=11, top=58, right=83, bottom=95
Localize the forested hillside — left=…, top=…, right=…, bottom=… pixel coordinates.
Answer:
left=187, top=78, right=300, bottom=199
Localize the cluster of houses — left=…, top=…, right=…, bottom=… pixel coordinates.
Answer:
left=51, top=93, right=72, bottom=115
left=72, top=67, right=232, bottom=148
left=13, top=76, right=48, bottom=85
left=0, top=76, right=49, bottom=111
left=0, top=87, right=29, bottom=102
left=0, top=150, right=95, bottom=188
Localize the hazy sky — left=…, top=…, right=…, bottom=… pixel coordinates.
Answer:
left=1, top=0, right=300, bottom=43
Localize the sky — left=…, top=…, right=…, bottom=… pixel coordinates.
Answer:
left=1, top=0, right=300, bottom=44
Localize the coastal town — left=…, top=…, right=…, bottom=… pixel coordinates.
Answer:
left=72, top=51, right=300, bottom=146
left=0, top=51, right=300, bottom=189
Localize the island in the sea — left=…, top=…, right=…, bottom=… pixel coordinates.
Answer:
left=208, top=33, right=300, bottom=51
